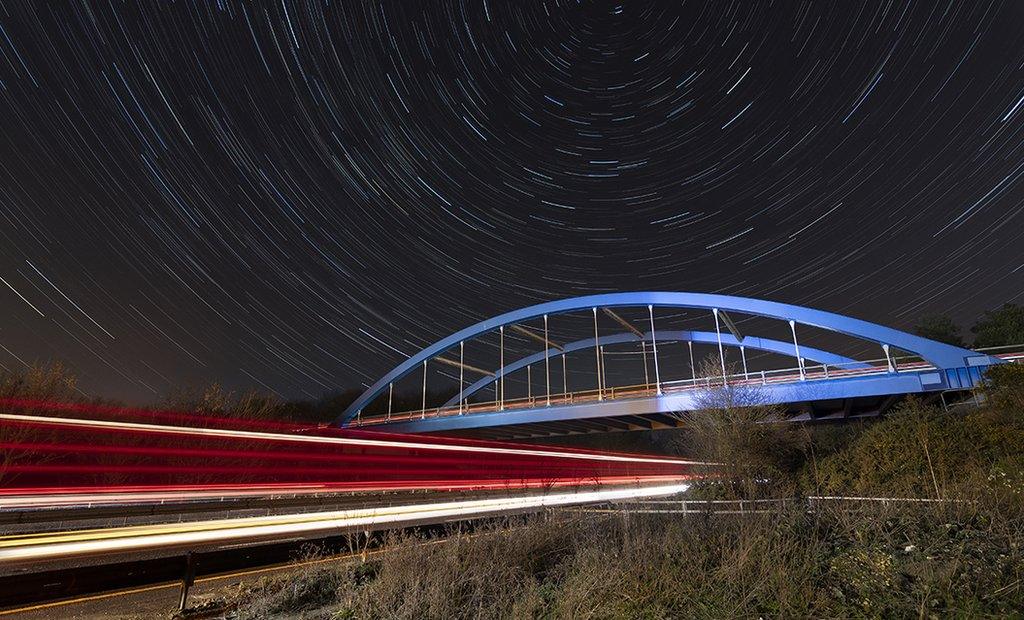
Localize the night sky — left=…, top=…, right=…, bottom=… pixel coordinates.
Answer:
left=1, top=1, right=1023, bottom=404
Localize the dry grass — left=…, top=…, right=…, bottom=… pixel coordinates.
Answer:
left=218, top=498, right=1024, bottom=619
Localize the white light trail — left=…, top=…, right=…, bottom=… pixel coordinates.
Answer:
left=0, top=483, right=690, bottom=564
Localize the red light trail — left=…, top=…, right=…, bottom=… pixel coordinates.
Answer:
left=0, top=399, right=700, bottom=503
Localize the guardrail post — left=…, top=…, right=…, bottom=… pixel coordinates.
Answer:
left=178, top=551, right=196, bottom=611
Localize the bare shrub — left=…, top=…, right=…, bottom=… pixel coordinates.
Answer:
left=675, top=355, right=808, bottom=499
left=0, top=361, right=80, bottom=402
left=163, top=383, right=281, bottom=420
left=0, top=362, right=83, bottom=485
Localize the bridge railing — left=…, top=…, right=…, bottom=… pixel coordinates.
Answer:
left=354, top=348, right=1024, bottom=427
left=355, top=354, right=924, bottom=426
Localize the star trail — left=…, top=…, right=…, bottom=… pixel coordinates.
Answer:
left=0, top=1, right=1023, bottom=404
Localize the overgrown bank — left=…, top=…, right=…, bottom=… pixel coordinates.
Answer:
left=208, top=365, right=1024, bottom=619
left=216, top=501, right=1022, bottom=619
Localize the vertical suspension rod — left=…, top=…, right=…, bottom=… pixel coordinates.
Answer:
left=544, top=314, right=551, bottom=406
left=713, top=308, right=728, bottom=386
left=499, top=326, right=505, bottom=410
left=593, top=308, right=603, bottom=400
left=648, top=305, right=662, bottom=395
left=688, top=341, right=696, bottom=384
left=420, top=360, right=427, bottom=419
left=790, top=320, right=805, bottom=380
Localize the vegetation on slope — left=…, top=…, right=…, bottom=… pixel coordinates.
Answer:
left=203, top=363, right=1024, bottom=619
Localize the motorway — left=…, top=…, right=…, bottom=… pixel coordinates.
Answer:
left=0, top=482, right=690, bottom=567
left=0, top=403, right=698, bottom=611
left=0, top=482, right=690, bottom=611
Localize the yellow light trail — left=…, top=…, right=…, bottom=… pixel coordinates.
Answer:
left=0, top=482, right=690, bottom=564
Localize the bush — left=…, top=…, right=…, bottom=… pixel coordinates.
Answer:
left=676, top=356, right=808, bottom=499
left=225, top=502, right=1024, bottom=619
left=804, top=396, right=1024, bottom=500
left=981, top=362, right=1024, bottom=414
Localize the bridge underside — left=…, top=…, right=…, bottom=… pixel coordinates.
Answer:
left=365, top=370, right=973, bottom=440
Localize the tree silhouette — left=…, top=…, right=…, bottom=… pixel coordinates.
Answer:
left=971, top=303, right=1024, bottom=349
left=913, top=314, right=964, bottom=347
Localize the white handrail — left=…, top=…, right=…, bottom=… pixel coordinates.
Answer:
left=364, top=348, right=1024, bottom=425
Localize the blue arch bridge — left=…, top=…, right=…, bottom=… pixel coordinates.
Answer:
left=335, top=293, right=1021, bottom=440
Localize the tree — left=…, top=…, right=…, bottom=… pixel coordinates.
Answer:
left=917, top=313, right=962, bottom=348
left=914, top=314, right=964, bottom=347
left=971, top=303, right=1024, bottom=349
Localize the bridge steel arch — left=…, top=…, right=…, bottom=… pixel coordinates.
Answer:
left=336, top=292, right=998, bottom=426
